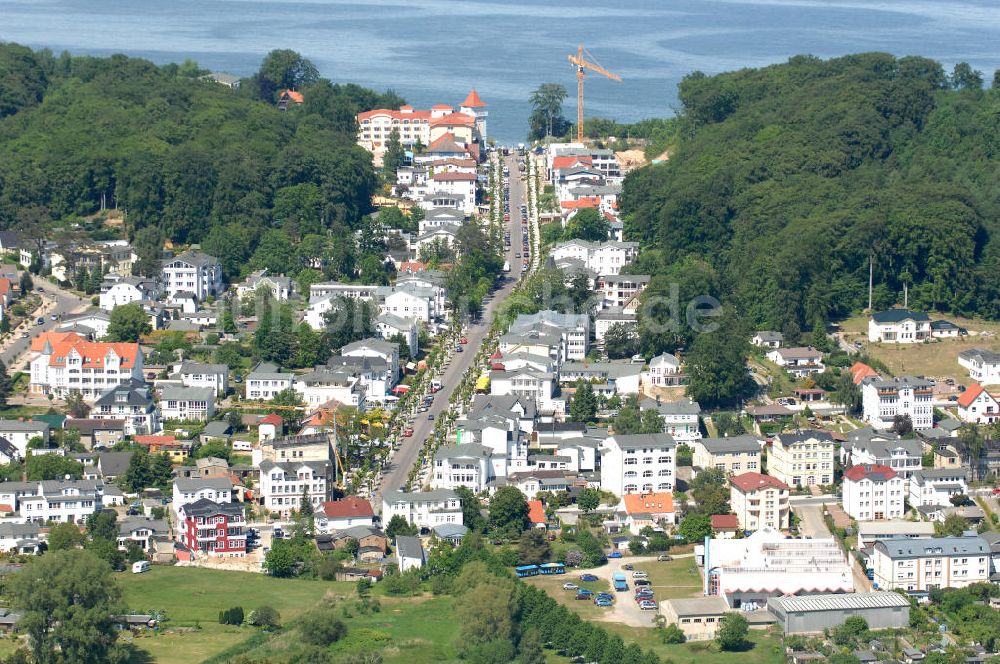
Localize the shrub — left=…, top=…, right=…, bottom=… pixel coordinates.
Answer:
left=299, top=608, right=347, bottom=646
left=248, top=605, right=281, bottom=629
left=218, top=606, right=244, bottom=625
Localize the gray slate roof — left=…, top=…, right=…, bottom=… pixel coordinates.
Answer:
left=874, top=535, right=989, bottom=559
left=610, top=433, right=676, bottom=450
left=395, top=535, right=424, bottom=561
left=871, top=309, right=929, bottom=323
left=699, top=434, right=761, bottom=455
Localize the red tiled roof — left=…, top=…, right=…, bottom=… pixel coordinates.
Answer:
left=431, top=158, right=477, bottom=168
left=461, top=89, right=486, bottom=108
left=711, top=514, right=739, bottom=530
left=427, top=132, right=467, bottom=153
left=844, top=464, right=897, bottom=482
left=553, top=155, right=592, bottom=170
left=729, top=472, right=788, bottom=493
left=280, top=90, right=304, bottom=104
left=31, top=331, right=81, bottom=352
left=561, top=196, right=600, bottom=210
left=0, top=278, right=11, bottom=298
left=957, top=383, right=987, bottom=408
left=38, top=332, right=140, bottom=369
left=622, top=492, right=674, bottom=515
left=259, top=414, right=283, bottom=426
left=849, top=361, right=879, bottom=385
left=323, top=497, right=374, bottom=519
left=430, top=112, right=475, bottom=128
left=399, top=261, right=426, bottom=273
left=527, top=499, right=546, bottom=524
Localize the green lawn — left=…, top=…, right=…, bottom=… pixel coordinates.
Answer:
left=640, top=556, right=704, bottom=599
left=119, top=566, right=352, bottom=663
left=604, top=625, right=785, bottom=664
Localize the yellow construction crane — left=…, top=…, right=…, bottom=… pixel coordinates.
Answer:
left=567, top=44, right=622, bottom=143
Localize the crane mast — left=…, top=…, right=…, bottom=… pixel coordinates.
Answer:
left=567, top=44, right=622, bottom=143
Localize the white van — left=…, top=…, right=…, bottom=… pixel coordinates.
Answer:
left=132, top=561, right=151, bottom=574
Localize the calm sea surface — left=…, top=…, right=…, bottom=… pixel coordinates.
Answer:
left=4, top=0, right=1000, bottom=142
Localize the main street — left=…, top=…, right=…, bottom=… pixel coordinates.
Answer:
left=1, top=274, right=90, bottom=371
left=375, top=153, right=532, bottom=507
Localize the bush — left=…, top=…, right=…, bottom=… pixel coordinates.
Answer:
left=219, top=606, right=244, bottom=625
left=299, top=608, right=347, bottom=646
left=248, top=605, right=281, bottom=629
left=661, top=623, right=686, bottom=644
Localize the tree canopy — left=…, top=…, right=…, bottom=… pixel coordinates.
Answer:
left=622, top=53, right=1000, bottom=329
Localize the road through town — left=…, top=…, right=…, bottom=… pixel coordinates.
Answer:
left=375, top=154, right=532, bottom=508
left=1, top=275, right=90, bottom=371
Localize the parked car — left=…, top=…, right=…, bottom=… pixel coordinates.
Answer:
left=36, top=317, right=44, bottom=325
left=623, top=563, right=634, bottom=571
left=639, top=599, right=658, bottom=610
left=460, top=337, right=468, bottom=344
left=595, top=598, right=613, bottom=607
left=427, top=413, right=435, bottom=420
left=562, top=582, right=579, bottom=590
left=632, top=571, right=647, bottom=579
left=634, top=579, right=651, bottom=587
left=574, top=592, right=591, bottom=600
left=579, top=574, right=599, bottom=582
left=575, top=588, right=594, bottom=597
left=608, top=551, right=622, bottom=559
left=656, top=554, right=673, bottom=562
left=455, top=345, right=463, bottom=353
left=20, top=331, right=28, bottom=339
left=403, top=428, right=414, bottom=437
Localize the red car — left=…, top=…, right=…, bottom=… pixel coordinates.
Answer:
left=403, top=428, right=414, bottom=437
left=460, top=337, right=468, bottom=344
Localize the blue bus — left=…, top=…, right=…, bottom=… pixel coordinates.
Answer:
left=539, top=563, right=565, bottom=575
left=613, top=572, right=628, bottom=592
left=515, top=565, right=539, bottom=578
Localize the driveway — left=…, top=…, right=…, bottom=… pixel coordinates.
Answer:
left=790, top=495, right=872, bottom=592
left=588, top=554, right=697, bottom=627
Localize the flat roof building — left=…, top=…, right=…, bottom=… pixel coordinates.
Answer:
left=767, top=592, right=911, bottom=634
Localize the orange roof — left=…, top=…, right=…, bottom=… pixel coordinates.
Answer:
left=259, top=414, right=283, bottom=426
left=0, top=278, right=11, bottom=298
left=323, top=497, right=374, bottom=519
left=357, top=107, right=433, bottom=122
left=399, top=261, right=427, bottom=273
left=849, top=361, right=879, bottom=385
left=958, top=383, right=991, bottom=408
left=711, top=514, right=739, bottom=530
left=135, top=435, right=178, bottom=447
left=527, top=499, right=546, bottom=524
left=31, top=331, right=82, bottom=353
left=622, top=492, right=674, bottom=515
left=431, top=158, right=477, bottom=168
left=430, top=112, right=475, bottom=128
left=553, top=155, right=592, bottom=170
left=561, top=196, right=601, bottom=210
left=280, top=90, right=304, bottom=104
left=431, top=104, right=454, bottom=111
left=461, top=89, right=487, bottom=108
left=46, top=337, right=140, bottom=369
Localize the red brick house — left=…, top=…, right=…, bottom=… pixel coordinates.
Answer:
left=178, top=498, right=246, bottom=557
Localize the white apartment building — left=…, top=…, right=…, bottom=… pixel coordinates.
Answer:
left=160, top=386, right=215, bottom=422
left=257, top=460, right=331, bottom=519
left=489, top=369, right=556, bottom=411
left=908, top=469, right=969, bottom=508
left=648, top=353, right=684, bottom=387
left=20, top=480, right=103, bottom=524
left=161, top=250, right=223, bottom=299
left=326, top=355, right=393, bottom=404
left=176, top=361, right=229, bottom=395
left=510, top=311, right=590, bottom=362
left=957, top=384, right=1000, bottom=424
left=861, top=375, right=935, bottom=431
left=595, top=274, right=650, bottom=309
left=236, top=270, right=292, bottom=301
left=693, top=435, right=761, bottom=474
left=293, top=368, right=365, bottom=409
left=872, top=534, right=990, bottom=591
left=171, top=477, right=234, bottom=517
left=29, top=333, right=144, bottom=401
left=768, top=430, right=836, bottom=488
left=342, top=338, right=400, bottom=382
left=594, top=307, right=637, bottom=343
left=550, top=239, right=639, bottom=276
left=92, top=380, right=159, bottom=436
left=99, top=276, right=158, bottom=311
left=840, top=428, right=923, bottom=480
left=246, top=362, right=294, bottom=400
left=375, top=313, right=419, bottom=357
left=868, top=309, right=932, bottom=343
left=729, top=472, right=790, bottom=532
left=957, top=348, right=1000, bottom=385
left=640, top=398, right=702, bottom=443
left=309, top=282, right=379, bottom=302
left=379, top=285, right=439, bottom=324
left=432, top=443, right=496, bottom=493
left=704, top=528, right=852, bottom=607
left=842, top=464, right=905, bottom=521
left=381, top=488, right=464, bottom=529
left=600, top=432, right=677, bottom=496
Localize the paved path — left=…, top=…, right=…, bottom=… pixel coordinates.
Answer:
left=791, top=495, right=872, bottom=592
left=374, top=154, right=531, bottom=508
left=2, top=275, right=90, bottom=371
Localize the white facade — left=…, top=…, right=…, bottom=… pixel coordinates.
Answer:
left=246, top=363, right=294, bottom=401
left=908, top=469, right=968, bottom=508
left=381, top=489, right=463, bottom=529
left=550, top=239, right=639, bottom=276
left=705, top=528, right=852, bottom=607
left=375, top=313, right=419, bottom=357
left=171, top=477, right=233, bottom=518
left=729, top=473, right=790, bottom=532
left=841, top=465, right=905, bottom=521
left=958, top=349, right=1000, bottom=385
left=380, top=287, right=435, bottom=324
left=29, top=336, right=144, bottom=401
left=258, top=461, right=331, bottom=519
left=432, top=444, right=495, bottom=493
left=600, top=432, right=676, bottom=497
left=868, top=310, right=931, bottom=343
left=861, top=376, right=934, bottom=431
left=0, top=421, right=50, bottom=460
left=160, top=386, right=215, bottom=422
left=648, top=353, right=683, bottom=387
left=872, top=535, right=989, bottom=591
left=99, top=277, right=158, bottom=312
left=293, top=369, right=364, bottom=408
left=161, top=250, right=223, bottom=300
left=766, top=347, right=825, bottom=378
left=957, top=385, right=1000, bottom=424
left=20, top=480, right=103, bottom=524
left=177, top=362, right=229, bottom=395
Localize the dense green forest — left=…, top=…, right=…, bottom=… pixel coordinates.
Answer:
left=621, top=53, right=1000, bottom=338
left=0, top=43, right=402, bottom=281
